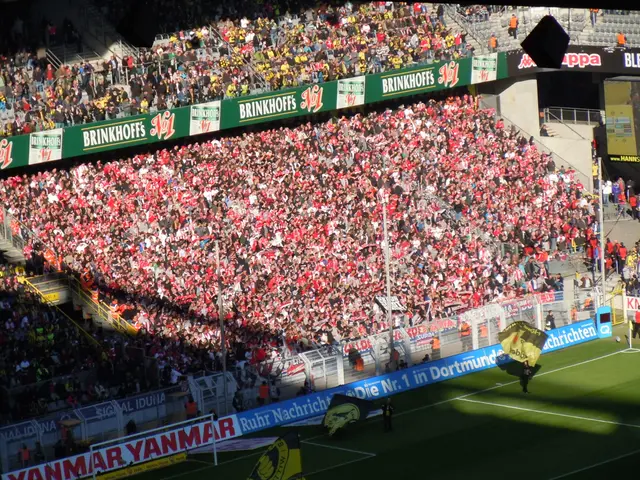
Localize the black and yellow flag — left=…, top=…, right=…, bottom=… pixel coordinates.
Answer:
left=498, top=321, right=548, bottom=367
left=322, top=394, right=374, bottom=436
left=247, top=432, right=305, bottom=480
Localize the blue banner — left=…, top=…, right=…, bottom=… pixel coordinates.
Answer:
left=0, top=422, right=38, bottom=444
left=237, top=320, right=597, bottom=434
left=78, top=402, right=118, bottom=422
left=117, top=391, right=166, bottom=414
left=542, top=319, right=597, bottom=352
left=34, top=410, right=81, bottom=436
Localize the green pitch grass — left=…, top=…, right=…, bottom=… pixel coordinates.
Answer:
left=135, top=327, right=640, bottom=480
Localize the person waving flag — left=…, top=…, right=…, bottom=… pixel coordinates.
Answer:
left=498, top=321, right=548, bottom=367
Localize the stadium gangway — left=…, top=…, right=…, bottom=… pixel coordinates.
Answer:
left=21, top=274, right=101, bottom=348
left=299, top=346, right=345, bottom=390
left=188, top=372, right=238, bottom=416
left=67, top=275, right=139, bottom=335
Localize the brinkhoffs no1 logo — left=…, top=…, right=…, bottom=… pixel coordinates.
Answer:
left=300, top=85, right=324, bottom=113
left=28, top=129, right=63, bottom=165
left=189, top=101, right=222, bottom=136
left=0, top=138, right=13, bottom=169
left=150, top=111, right=176, bottom=141
left=438, top=62, right=460, bottom=89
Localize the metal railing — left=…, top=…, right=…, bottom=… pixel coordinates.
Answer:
left=45, top=50, right=62, bottom=71
left=544, top=107, right=602, bottom=126
left=444, top=4, right=489, bottom=54
left=67, top=276, right=139, bottom=336
left=2, top=207, right=137, bottom=335
left=21, top=276, right=102, bottom=347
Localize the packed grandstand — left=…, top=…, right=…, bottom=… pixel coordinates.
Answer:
left=1, top=1, right=640, bottom=478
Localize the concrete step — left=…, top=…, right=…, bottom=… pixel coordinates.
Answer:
left=1, top=248, right=24, bottom=257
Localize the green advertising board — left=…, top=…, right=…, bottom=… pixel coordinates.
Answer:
left=0, top=135, right=31, bottom=170
left=61, top=109, right=193, bottom=158
left=221, top=81, right=338, bottom=128
left=0, top=54, right=509, bottom=172
left=366, top=58, right=471, bottom=102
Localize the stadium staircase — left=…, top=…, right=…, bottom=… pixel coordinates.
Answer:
left=0, top=217, right=26, bottom=265
left=22, top=273, right=71, bottom=305
left=0, top=237, right=25, bottom=265
left=67, top=275, right=139, bottom=335
left=33, top=0, right=138, bottom=72
left=443, top=5, right=485, bottom=53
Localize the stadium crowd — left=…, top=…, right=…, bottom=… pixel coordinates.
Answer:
left=0, top=260, right=157, bottom=422
left=0, top=2, right=472, bottom=136
left=0, top=95, right=598, bottom=378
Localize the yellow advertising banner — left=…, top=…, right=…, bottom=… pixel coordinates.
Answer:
left=605, top=81, right=639, bottom=157
left=99, top=453, right=187, bottom=480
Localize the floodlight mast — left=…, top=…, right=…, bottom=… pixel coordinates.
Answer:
left=597, top=156, right=606, bottom=309
left=380, top=176, right=395, bottom=370
left=215, top=240, right=229, bottom=413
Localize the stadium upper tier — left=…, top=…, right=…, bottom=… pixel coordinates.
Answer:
left=1, top=2, right=473, bottom=137
left=0, top=95, right=595, bottom=378
left=1, top=3, right=637, bottom=139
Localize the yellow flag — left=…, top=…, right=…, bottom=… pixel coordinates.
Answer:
left=247, top=432, right=305, bottom=480
left=498, top=321, right=548, bottom=367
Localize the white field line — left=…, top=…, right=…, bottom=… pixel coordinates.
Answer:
left=184, top=458, right=212, bottom=466
left=458, top=397, right=640, bottom=429
left=396, top=349, right=624, bottom=419
left=216, top=449, right=264, bottom=466
left=302, top=440, right=376, bottom=457
left=546, top=448, right=640, bottom=480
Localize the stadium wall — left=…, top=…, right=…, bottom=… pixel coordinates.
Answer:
left=0, top=54, right=506, bottom=171
left=537, top=135, right=593, bottom=181
left=495, top=76, right=541, bottom=136
left=1, top=320, right=600, bottom=480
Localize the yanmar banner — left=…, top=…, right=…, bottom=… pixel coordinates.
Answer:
left=506, top=46, right=640, bottom=76
left=2, top=416, right=241, bottom=480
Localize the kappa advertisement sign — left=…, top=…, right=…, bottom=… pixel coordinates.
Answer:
left=507, top=46, right=640, bottom=76
left=2, top=416, right=242, bottom=480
